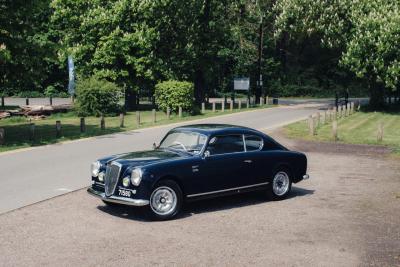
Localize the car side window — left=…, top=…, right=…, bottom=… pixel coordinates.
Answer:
left=207, top=135, right=244, bottom=155
left=245, top=135, right=263, bottom=151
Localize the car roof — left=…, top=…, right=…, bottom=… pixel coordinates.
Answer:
left=171, top=124, right=264, bottom=136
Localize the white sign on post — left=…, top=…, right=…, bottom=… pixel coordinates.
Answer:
left=234, top=78, right=250, bottom=90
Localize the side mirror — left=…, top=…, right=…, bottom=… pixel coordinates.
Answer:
left=202, top=150, right=210, bottom=159
left=152, top=143, right=158, bottom=150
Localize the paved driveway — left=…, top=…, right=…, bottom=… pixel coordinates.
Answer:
left=0, top=131, right=398, bottom=266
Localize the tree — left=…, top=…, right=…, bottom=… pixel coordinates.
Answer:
left=0, top=0, right=64, bottom=95
left=341, top=1, right=400, bottom=108
left=273, top=0, right=400, bottom=108
left=51, top=0, right=160, bottom=109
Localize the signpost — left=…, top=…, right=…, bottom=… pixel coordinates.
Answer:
left=68, top=56, right=75, bottom=100
left=234, top=77, right=250, bottom=103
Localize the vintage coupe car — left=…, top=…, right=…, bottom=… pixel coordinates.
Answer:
left=88, top=124, right=309, bottom=220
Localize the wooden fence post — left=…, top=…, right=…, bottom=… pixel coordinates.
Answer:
left=119, top=113, right=125, bottom=127
left=49, top=96, right=53, bottom=106
left=221, top=102, right=225, bottom=112
left=100, top=115, right=105, bottom=130
left=332, top=120, right=338, bottom=141
left=230, top=100, right=233, bottom=111
left=80, top=118, right=86, bottom=133
left=152, top=109, right=156, bottom=123
left=167, top=107, right=171, bottom=119
left=238, top=100, right=241, bottom=110
left=29, top=123, right=35, bottom=140
left=201, top=103, right=205, bottom=114
left=259, top=97, right=263, bottom=106
left=26, top=97, right=29, bottom=106
left=246, top=99, right=250, bottom=108
left=56, top=120, right=61, bottom=138
left=316, top=112, right=320, bottom=127
left=212, top=102, right=216, bottom=112
left=377, top=122, right=384, bottom=142
left=178, top=107, right=182, bottom=117
left=136, top=111, right=140, bottom=127
left=308, top=115, right=315, bottom=136
left=266, top=96, right=269, bottom=105
left=1, top=96, right=4, bottom=107
left=0, top=128, right=4, bottom=145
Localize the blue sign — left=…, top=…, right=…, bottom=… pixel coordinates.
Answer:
left=68, top=56, right=75, bottom=95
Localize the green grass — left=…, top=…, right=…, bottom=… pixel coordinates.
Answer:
left=0, top=104, right=272, bottom=153
left=285, top=109, right=400, bottom=155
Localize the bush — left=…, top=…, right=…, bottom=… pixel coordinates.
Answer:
left=154, top=80, right=194, bottom=112
left=75, top=76, right=122, bottom=116
left=44, top=86, right=58, bottom=97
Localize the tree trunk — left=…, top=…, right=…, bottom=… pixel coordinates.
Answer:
left=125, top=88, right=137, bottom=111
left=369, top=82, right=385, bottom=110
left=194, top=69, right=205, bottom=106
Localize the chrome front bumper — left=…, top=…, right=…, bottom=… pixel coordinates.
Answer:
left=303, top=174, right=310, bottom=180
left=87, top=187, right=149, bottom=206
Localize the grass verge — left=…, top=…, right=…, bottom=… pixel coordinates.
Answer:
left=0, top=104, right=272, bottom=153
left=285, top=109, right=400, bottom=155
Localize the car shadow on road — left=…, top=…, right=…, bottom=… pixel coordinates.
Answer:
left=180, top=187, right=314, bottom=218
left=96, top=186, right=314, bottom=222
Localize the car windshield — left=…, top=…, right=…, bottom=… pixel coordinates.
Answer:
left=159, top=131, right=207, bottom=154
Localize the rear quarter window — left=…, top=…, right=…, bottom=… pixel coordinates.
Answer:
left=245, top=135, right=263, bottom=151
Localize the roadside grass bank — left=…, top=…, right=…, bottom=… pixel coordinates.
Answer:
left=0, top=104, right=273, bottom=153
left=284, top=107, right=400, bottom=155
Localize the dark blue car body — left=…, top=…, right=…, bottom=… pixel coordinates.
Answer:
left=88, top=124, right=308, bottom=217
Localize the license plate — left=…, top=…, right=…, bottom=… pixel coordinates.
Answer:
left=118, top=189, right=131, bottom=198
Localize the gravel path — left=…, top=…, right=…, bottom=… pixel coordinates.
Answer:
left=0, top=132, right=398, bottom=266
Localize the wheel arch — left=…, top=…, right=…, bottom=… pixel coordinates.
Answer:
left=155, top=175, right=185, bottom=196
left=272, top=163, right=293, bottom=179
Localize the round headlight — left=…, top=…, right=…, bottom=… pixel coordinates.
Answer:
left=98, top=172, right=105, bottom=182
left=122, top=177, right=130, bottom=187
left=130, top=168, right=142, bottom=186
left=91, top=161, right=101, bottom=177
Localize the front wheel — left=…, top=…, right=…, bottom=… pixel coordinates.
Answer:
left=267, top=168, right=292, bottom=200
left=149, top=180, right=183, bottom=220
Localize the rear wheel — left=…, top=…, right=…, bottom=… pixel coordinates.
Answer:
left=149, top=180, right=182, bottom=220
left=267, top=168, right=292, bottom=200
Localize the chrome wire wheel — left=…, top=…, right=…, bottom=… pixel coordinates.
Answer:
left=272, top=171, right=290, bottom=196
left=150, top=186, right=177, bottom=216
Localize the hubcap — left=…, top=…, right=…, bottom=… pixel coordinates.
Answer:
left=150, top=186, right=177, bottom=216
left=272, top=171, right=290, bottom=196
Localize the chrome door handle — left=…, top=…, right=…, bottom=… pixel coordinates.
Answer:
left=244, top=160, right=252, bottom=163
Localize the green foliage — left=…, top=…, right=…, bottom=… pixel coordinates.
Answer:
left=341, top=1, right=400, bottom=91
left=75, top=77, right=122, bottom=117
left=44, top=86, right=57, bottom=97
left=16, top=91, right=45, bottom=98
left=0, top=0, right=65, bottom=95
left=154, top=81, right=194, bottom=112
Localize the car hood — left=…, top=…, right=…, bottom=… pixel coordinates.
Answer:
left=100, top=149, right=186, bottom=168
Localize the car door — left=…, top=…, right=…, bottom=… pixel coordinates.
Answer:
left=243, top=134, right=269, bottom=185
left=199, top=134, right=247, bottom=192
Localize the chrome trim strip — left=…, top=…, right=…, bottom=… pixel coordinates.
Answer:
left=186, top=182, right=270, bottom=198
left=87, top=187, right=149, bottom=206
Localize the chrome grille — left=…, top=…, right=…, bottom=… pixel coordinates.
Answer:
left=104, top=162, right=122, bottom=197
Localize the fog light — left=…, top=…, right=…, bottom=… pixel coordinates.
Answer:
left=98, top=172, right=105, bottom=182
left=122, top=177, right=130, bottom=187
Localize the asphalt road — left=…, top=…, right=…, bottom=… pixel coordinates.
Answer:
left=0, top=103, right=325, bottom=214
